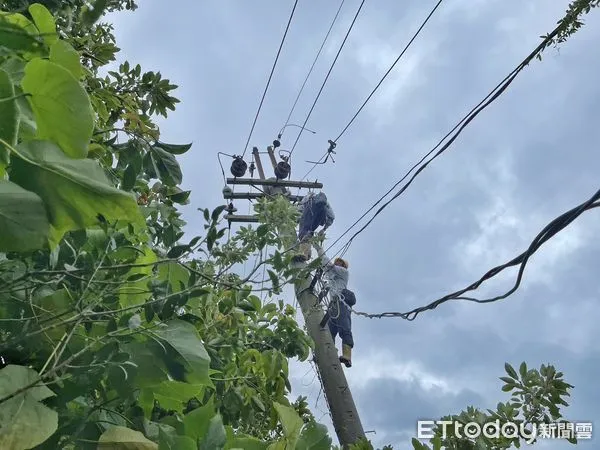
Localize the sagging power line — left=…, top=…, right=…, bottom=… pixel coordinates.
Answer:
left=350, top=186, right=600, bottom=320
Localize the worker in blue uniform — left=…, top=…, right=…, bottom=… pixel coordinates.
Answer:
left=294, top=191, right=334, bottom=261
left=314, top=242, right=355, bottom=368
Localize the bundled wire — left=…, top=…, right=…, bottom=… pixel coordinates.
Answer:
left=351, top=187, right=600, bottom=320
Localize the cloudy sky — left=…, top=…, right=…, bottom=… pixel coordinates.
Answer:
left=108, top=1, right=600, bottom=448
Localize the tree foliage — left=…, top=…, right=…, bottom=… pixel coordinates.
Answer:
left=0, top=3, right=318, bottom=449
left=0, top=0, right=596, bottom=449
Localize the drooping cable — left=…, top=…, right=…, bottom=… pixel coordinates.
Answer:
left=350, top=190, right=600, bottom=320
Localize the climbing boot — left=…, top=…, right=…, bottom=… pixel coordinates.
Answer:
left=339, top=344, right=352, bottom=368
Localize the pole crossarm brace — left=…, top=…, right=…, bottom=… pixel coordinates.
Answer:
left=226, top=177, right=323, bottom=189
left=223, top=214, right=259, bottom=223
left=223, top=192, right=304, bottom=202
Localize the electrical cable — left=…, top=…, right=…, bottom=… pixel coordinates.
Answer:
left=292, top=0, right=441, bottom=192
left=349, top=189, right=600, bottom=320
left=241, top=0, right=299, bottom=158
left=280, top=0, right=347, bottom=140
left=289, top=0, right=368, bottom=157
left=325, top=21, right=565, bottom=257
left=333, top=0, right=444, bottom=143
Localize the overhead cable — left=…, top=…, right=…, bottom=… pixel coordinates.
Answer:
left=241, top=0, right=299, bottom=158
left=289, top=0, right=368, bottom=157
left=326, top=21, right=565, bottom=256
left=333, top=0, right=445, bottom=143
left=280, top=0, right=347, bottom=140
left=351, top=187, right=600, bottom=320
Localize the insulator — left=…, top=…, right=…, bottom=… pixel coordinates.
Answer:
left=274, top=161, right=290, bottom=179
left=226, top=202, right=237, bottom=213
left=230, top=156, right=247, bottom=177
left=273, top=139, right=281, bottom=148
left=249, top=162, right=256, bottom=177
left=222, top=185, right=233, bottom=196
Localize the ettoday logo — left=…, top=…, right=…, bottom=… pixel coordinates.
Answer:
left=417, top=420, right=593, bottom=443
left=418, top=420, right=537, bottom=444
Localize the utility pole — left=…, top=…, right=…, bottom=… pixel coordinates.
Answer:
left=221, top=146, right=365, bottom=448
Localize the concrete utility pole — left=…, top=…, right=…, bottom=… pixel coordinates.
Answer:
left=222, top=149, right=365, bottom=448
left=293, top=264, right=366, bottom=447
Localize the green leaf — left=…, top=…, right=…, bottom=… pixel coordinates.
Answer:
left=120, top=246, right=157, bottom=309
left=158, top=428, right=196, bottom=450
left=519, top=361, right=527, bottom=379
left=0, top=365, right=58, bottom=450
left=21, top=58, right=94, bottom=159
left=28, top=3, right=58, bottom=46
left=183, top=398, right=215, bottom=441
left=1, top=57, right=26, bottom=84
left=505, top=362, right=518, bottom=380
left=273, top=402, right=303, bottom=448
left=0, top=68, right=18, bottom=174
left=0, top=15, right=43, bottom=55
left=98, top=426, right=158, bottom=449
left=14, top=85, right=36, bottom=140
left=10, top=140, right=143, bottom=246
left=0, top=180, right=50, bottom=251
left=158, top=261, right=190, bottom=294
left=211, top=205, right=226, bottom=222
left=225, top=436, right=268, bottom=450
left=152, top=380, right=204, bottom=413
left=49, top=40, right=84, bottom=80
left=167, top=189, right=191, bottom=204
left=200, top=414, right=227, bottom=450
left=166, top=244, right=190, bottom=259
left=251, top=395, right=266, bottom=412
left=150, top=147, right=182, bottom=186
left=256, top=224, right=269, bottom=238
left=267, top=270, right=279, bottom=292
left=155, top=320, right=212, bottom=386
left=155, top=141, right=192, bottom=155
left=296, top=422, right=332, bottom=450
left=411, top=438, right=428, bottom=450
left=121, top=164, right=137, bottom=191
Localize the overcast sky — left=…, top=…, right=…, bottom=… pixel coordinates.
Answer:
left=108, top=1, right=600, bottom=448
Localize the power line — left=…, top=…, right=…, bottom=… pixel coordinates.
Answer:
left=325, top=20, right=565, bottom=257
left=289, top=0, right=368, bottom=157
left=350, top=188, right=600, bottom=320
left=280, top=0, right=347, bottom=140
left=293, top=0, right=442, bottom=191
left=333, top=0, right=444, bottom=143
left=241, top=0, right=299, bottom=158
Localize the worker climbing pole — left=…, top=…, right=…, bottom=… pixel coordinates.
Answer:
left=219, top=143, right=365, bottom=448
